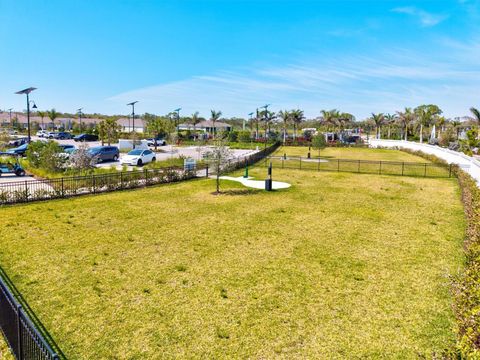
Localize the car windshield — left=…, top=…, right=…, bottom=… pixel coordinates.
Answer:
left=128, top=150, right=143, bottom=156
left=88, top=147, right=102, bottom=154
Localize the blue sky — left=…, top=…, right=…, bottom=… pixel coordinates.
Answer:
left=1, top=0, right=479, bottom=119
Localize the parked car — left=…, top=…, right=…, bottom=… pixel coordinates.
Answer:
left=59, top=144, right=75, bottom=152
left=121, top=149, right=156, bottom=166
left=46, top=132, right=57, bottom=139
left=6, top=143, right=28, bottom=156
left=87, top=146, right=119, bottom=162
left=54, top=132, right=73, bottom=140
left=145, top=138, right=167, bottom=147
left=74, top=133, right=99, bottom=142
left=8, top=137, right=28, bottom=147
left=36, top=130, right=49, bottom=137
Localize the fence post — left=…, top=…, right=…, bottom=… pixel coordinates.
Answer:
left=61, top=177, right=65, bottom=197
left=282, top=157, right=284, bottom=169
left=17, top=305, right=23, bottom=360
left=24, top=181, right=29, bottom=202
left=337, top=159, right=340, bottom=172
left=402, top=162, right=405, bottom=176
left=120, top=172, right=123, bottom=189
left=424, top=163, right=427, bottom=177
left=93, top=175, right=96, bottom=193
left=144, top=169, right=148, bottom=186
left=449, top=164, right=452, bottom=178
left=379, top=161, right=382, bottom=175
left=206, top=165, right=209, bottom=178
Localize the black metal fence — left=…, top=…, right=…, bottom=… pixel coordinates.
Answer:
left=230, top=142, right=281, bottom=172
left=0, top=165, right=206, bottom=205
left=261, top=156, right=454, bottom=178
left=0, top=269, right=63, bottom=360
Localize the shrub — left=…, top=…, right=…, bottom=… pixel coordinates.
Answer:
left=439, top=127, right=456, bottom=147
left=238, top=131, right=251, bottom=142
left=26, top=140, right=65, bottom=172
left=227, top=131, right=238, bottom=142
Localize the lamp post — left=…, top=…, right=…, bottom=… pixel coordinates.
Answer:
left=173, top=108, right=181, bottom=136
left=260, top=104, right=270, bottom=150
left=77, top=108, right=83, bottom=132
left=15, top=87, right=37, bottom=142
left=127, top=101, right=138, bottom=149
left=7, top=108, right=13, bottom=129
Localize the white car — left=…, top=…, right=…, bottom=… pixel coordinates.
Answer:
left=120, top=149, right=156, bottom=166
left=36, top=130, right=49, bottom=137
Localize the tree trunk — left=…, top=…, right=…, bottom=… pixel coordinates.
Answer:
left=283, top=124, right=286, bottom=144
left=216, top=173, right=220, bottom=193
left=388, top=126, right=391, bottom=139
left=405, top=124, right=408, bottom=141
left=419, top=124, right=423, bottom=143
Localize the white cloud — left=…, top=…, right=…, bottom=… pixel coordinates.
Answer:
left=392, top=6, right=449, bottom=27
left=107, top=45, right=480, bottom=120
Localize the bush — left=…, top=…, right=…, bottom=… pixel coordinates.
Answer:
left=238, top=131, right=251, bottom=142
left=227, top=131, right=238, bottom=142
left=26, top=140, right=65, bottom=172
left=439, top=128, right=456, bottom=147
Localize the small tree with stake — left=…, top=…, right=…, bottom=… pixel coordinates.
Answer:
left=312, top=133, right=327, bottom=159
left=204, top=140, right=232, bottom=194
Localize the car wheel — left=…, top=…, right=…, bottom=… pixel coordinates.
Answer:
left=16, top=170, right=26, bottom=177
left=137, top=159, right=143, bottom=166
left=152, top=157, right=156, bottom=162
left=113, top=155, right=119, bottom=161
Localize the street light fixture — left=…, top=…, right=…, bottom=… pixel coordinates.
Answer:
left=77, top=108, right=83, bottom=132
left=15, top=87, right=37, bottom=142
left=260, top=104, right=270, bottom=149
left=7, top=108, right=13, bottom=129
left=127, top=101, right=138, bottom=149
left=173, top=108, right=181, bottom=135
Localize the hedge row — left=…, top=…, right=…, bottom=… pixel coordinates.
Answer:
left=401, top=148, right=480, bottom=357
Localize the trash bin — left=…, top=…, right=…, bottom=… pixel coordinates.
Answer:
left=265, top=178, right=272, bottom=191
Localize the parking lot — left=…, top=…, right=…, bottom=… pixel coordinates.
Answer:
left=1, top=137, right=259, bottom=180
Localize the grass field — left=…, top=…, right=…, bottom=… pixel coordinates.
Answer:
left=273, top=146, right=436, bottom=162
left=0, top=148, right=465, bottom=358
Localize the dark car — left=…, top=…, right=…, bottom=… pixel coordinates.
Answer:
left=74, top=134, right=99, bottom=142
left=6, top=143, right=28, bottom=156
left=87, top=146, right=119, bottom=162
left=8, top=137, right=28, bottom=147
left=54, top=132, right=73, bottom=140
left=59, top=144, right=75, bottom=152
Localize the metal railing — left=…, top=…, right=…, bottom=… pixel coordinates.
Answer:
left=0, top=165, right=206, bottom=205
left=261, top=156, right=454, bottom=178
left=0, top=269, right=63, bottom=359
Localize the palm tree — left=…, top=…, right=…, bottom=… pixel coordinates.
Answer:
left=37, top=110, right=46, bottom=130
left=260, top=110, right=276, bottom=138
left=320, top=109, right=339, bottom=131
left=290, top=109, right=305, bottom=140
left=451, top=119, right=462, bottom=140
left=397, top=108, right=416, bottom=141
left=470, top=107, right=480, bottom=126
left=384, top=113, right=397, bottom=139
left=47, top=108, right=59, bottom=130
left=278, top=110, right=291, bottom=144
left=470, top=107, right=480, bottom=139
left=210, top=110, right=222, bottom=139
left=371, top=113, right=384, bottom=139
left=415, top=105, right=442, bottom=143
left=191, top=111, right=201, bottom=141
left=338, top=112, right=354, bottom=131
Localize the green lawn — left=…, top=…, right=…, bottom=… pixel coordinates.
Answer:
left=274, top=146, right=433, bottom=162
left=0, top=148, right=465, bottom=358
